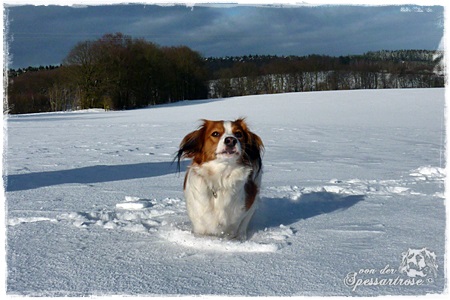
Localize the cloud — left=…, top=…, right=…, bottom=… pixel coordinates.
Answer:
left=5, top=4, right=444, bottom=68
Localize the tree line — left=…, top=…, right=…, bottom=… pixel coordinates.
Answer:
left=5, top=32, right=444, bottom=114
left=206, top=51, right=443, bottom=97
left=6, top=33, right=208, bottom=114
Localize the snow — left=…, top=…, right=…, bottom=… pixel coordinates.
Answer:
left=3, top=88, right=446, bottom=296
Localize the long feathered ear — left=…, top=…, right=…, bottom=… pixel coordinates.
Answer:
left=237, top=118, right=264, bottom=174
left=247, top=131, right=264, bottom=174
left=174, top=123, right=205, bottom=171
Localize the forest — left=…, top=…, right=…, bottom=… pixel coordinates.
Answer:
left=5, top=33, right=444, bottom=114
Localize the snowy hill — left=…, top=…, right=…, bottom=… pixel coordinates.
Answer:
left=4, top=88, right=446, bottom=296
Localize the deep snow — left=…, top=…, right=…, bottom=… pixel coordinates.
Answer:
left=3, top=88, right=446, bottom=296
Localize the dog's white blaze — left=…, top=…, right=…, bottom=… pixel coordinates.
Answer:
left=224, top=121, right=233, bottom=135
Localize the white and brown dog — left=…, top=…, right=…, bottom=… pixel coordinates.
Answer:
left=176, top=118, right=264, bottom=240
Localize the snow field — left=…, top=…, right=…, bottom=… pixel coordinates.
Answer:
left=5, top=88, right=446, bottom=296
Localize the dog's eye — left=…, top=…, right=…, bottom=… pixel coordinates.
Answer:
left=212, top=131, right=220, bottom=137
left=234, top=131, right=243, bottom=138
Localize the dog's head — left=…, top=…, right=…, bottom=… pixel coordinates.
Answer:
left=399, top=248, right=438, bottom=278
left=176, top=118, right=263, bottom=171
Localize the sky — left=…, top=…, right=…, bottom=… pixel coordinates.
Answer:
left=3, top=2, right=445, bottom=69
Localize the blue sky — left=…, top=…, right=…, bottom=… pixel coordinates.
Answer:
left=4, top=4, right=444, bottom=69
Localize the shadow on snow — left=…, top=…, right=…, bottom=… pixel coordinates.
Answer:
left=251, top=192, right=365, bottom=232
left=5, top=160, right=189, bottom=192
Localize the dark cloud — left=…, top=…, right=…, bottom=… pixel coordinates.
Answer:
left=5, top=4, right=444, bottom=69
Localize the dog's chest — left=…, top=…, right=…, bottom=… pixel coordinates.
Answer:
left=187, top=160, right=252, bottom=209
left=196, top=160, right=250, bottom=188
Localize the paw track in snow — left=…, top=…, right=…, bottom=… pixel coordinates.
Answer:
left=57, top=196, right=290, bottom=252
left=115, top=198, right=154, bottom=210
left=59, top=197, right=182, bottom=233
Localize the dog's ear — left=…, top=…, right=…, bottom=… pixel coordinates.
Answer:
left=241, top=122, right=264, bottom=174
left=423, top=249, right=436, bottom=262
left=174, top=122, right=206, bottom=171
left=249, top=132, right=264, bottom=168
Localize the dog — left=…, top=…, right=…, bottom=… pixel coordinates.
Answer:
left=398, top=248, right=438, bottom=278
left=175, top=118, right=264, bottom=240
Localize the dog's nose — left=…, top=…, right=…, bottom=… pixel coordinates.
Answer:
left=224, top=136, right=237, bottom=147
